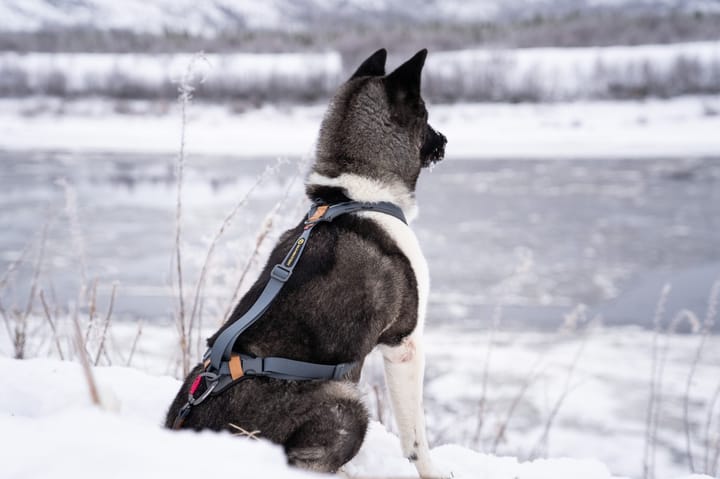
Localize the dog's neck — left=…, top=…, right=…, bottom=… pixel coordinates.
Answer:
left=305, top=172, right=418, bottom=222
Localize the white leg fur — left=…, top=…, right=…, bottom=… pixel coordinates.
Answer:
left=371, top=215, right=438, bottom=477
left=307, top=172, right=440, bottom=478
left=380, top=334, right=439, bottom=478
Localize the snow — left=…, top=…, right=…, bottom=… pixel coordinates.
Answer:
left=0, top=354, right=711, bottom=479
left=1, top=316, right=719, bottom=479
left=0, top=95, right=718, bottom=159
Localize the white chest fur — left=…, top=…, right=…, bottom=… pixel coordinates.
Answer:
left=360, top=211, right=429, bottom=335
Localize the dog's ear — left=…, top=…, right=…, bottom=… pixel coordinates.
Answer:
left=350, top=48, right=387, bottom=80
left=385, top=49, right=427, bottom=103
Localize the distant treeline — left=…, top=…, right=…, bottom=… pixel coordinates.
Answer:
left=1, top=42, right=718, bottom=104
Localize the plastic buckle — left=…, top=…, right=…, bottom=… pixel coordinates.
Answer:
left=241, top=356, right=264, bottom=375
left=187, top=371, right=219, bottom=406
left=270, top=264, right=291, bottom=282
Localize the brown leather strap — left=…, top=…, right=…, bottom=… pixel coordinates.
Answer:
left=229, top=354, right=244, bottom=380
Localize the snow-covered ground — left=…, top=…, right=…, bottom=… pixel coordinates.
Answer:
left=1, top=95, right=719, bottom=158
left=1, top=318, right=718, bottom=479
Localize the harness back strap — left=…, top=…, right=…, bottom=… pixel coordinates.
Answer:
left=204, top=200, right=407, bottom=386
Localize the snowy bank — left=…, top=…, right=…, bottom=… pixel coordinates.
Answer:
left=1, top=356, right=709, bottom=479
left=2, top=318, right=720, bottom=478
left=0, top=96, right=719, bottom=159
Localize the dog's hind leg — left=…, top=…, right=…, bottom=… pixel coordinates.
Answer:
left=283, top=383, right=368, bottom=473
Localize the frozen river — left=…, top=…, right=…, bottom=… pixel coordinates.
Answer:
left=1, top=151, right=718, bottom=330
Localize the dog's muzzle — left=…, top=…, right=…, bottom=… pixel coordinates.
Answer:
left=421, top=124, right=447, bottom=167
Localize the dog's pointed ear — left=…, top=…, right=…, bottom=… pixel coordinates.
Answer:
left=385, top=49, right=427, bottom=101
left=350, top=48, right=387, bottom=80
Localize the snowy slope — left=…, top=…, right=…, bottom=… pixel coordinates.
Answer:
left=0, top=356, right=711, bottom=479
left=1, top=0, right=719, bottom=34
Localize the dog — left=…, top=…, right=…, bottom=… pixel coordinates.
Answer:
left=165, top=48, right=447, bottom=478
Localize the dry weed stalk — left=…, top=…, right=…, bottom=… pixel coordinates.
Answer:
left=473, top=304, right=501, bottom=447
left=229, top=423, right=261, bottom=440
left=683, top=280, right=720, bottom=473
left=72, top=308, right=100, bottom=406
left=93, top=283, right=117, bottom=366
left=57, top=178, right=88, bottom=293
left=126, top=320, right=144, bottom=367
left=84, top=278, right=99, bottom=345
left=39, top=289, right=64, bottom=360
left=172, top=53, right=209, bottom=377
left=529, top=308, right=592, bottom=459
left=187, top=159, right=284, bottom=349
left=220, top=156, right=308, bottom=325
left=12, top=222, right=49, bottom=359
left=705, top=380, right=720, bottom=475
left=492, top=356, right=545, bottom=453
left=643, top=283, right=671, bottom=479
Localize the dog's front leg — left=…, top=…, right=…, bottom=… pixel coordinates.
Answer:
left=380, top=332, right=441, bottom=479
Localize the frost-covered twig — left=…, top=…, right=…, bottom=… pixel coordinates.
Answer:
left=529, top=308, right=591, bottom=459
left=171, top=52, right=209, bottom=377
left=14, top=221, right=49, bottom=359
left=72, top=309, right=100, bottom=406
left=492, top=355, right=545, bottom=453
left=705, top=380, right=720, bottom=474
left=93, top=283, right=117, bottom=366
left=84, top=279, right=99, bottom=345
left=188, top=160, right=283, bottom=339
left=473, top=303, right=501, bottom=447
left=126, top=319, right=144, bottom=367
left=683, top=280, right=720, bottom=472
left=57, top=178, right=87, bottom=294
left=39, top=289, right=64, bottom=360
left=221, top=162, right=301, bottom=323
left=644, top=284, right=671, bottom=479
left=0, top=240, right=31, bottom=291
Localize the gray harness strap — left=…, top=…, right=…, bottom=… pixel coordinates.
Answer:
left=204, top=200, right=406, bottom=390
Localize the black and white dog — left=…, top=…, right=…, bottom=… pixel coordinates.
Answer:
left=166, top=48, right=447, bottom=478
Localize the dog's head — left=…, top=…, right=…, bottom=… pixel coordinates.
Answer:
left=312, top=48, right=446, bottom=193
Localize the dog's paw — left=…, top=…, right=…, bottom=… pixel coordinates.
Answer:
left=416, top=459, right=454, bottom=479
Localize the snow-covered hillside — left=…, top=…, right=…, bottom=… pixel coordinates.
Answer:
left=1, top=0, right=719, bottom=34
left=1, top=41, right=718, bottom=101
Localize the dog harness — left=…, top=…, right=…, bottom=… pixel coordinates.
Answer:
left=172, top=200, right=407, bottom=429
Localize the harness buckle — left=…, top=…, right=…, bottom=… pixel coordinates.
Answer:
left=270, top=265, right=291, bottom=282
left=187, top=371, right=219, bottom=406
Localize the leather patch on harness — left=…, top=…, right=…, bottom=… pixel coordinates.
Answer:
left=229, top=354, right=244, bottom=380
left=307, top=205, right=329, bottom=224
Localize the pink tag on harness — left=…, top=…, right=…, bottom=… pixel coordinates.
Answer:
left=189, top=375, right=203, bottom=395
